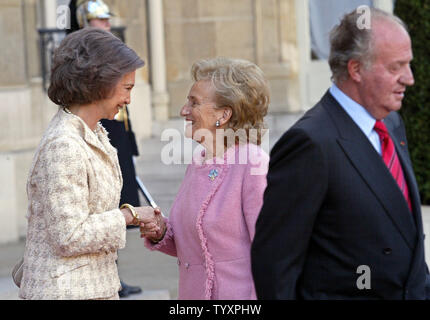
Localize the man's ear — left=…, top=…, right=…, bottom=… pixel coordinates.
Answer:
left=347, top=59, right=362, bottom=82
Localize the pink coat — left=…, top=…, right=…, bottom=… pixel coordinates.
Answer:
left=145, top=143, right=269, bottom=300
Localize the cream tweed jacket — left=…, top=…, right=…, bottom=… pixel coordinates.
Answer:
left=19, top=109, right=127, bottom=300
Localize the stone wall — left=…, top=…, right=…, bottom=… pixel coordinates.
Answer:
left=0, top=0, right=27, bottom=86
left=0, top=0, right=153, bottom=242
left=0, top=0, right=303, bottom=243
left=104, top=0, right=300, bottom=122
left=163, top=0, right=298, bottom=117
left=106, top=0, right=300, bottom=121
left=0, top=0, right=57, bottom=242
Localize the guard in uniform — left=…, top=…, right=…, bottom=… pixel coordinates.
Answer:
left=104, top=106, right=141, bottom=210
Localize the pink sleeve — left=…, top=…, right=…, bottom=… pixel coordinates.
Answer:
left=144, top=217, right=177, bottom=257
left=242, top=147, right=269, bottom=240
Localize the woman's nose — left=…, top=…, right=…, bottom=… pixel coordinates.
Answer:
left=180, top=104, right=190, bottom=117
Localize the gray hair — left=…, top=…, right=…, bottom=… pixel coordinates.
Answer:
left=48, top=28, right=144, bottom=107
left=328, top=7, right=408, bottom=83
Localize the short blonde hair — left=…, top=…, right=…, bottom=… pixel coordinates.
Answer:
left=191, top=57, right=269, bottom=145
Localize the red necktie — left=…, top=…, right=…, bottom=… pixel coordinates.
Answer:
left=374, top=120, right=412, bottom=212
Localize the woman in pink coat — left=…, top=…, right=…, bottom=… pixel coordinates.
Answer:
left=143, top=57, right=270, bottom=300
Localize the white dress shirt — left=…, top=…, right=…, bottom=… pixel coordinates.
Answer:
left=329, top=83, right=382, bottom=155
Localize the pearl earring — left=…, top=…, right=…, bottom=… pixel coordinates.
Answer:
left=215, top=120, right=220, bottom=127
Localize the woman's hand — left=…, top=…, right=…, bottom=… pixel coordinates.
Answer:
left=140, top=207, right=166, bottom=242
left=121, top=205, right=160, bottom=237
left=135, top=206, right=161, bottom=238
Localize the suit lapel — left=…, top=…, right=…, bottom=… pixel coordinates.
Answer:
left=321, top=92, right=417, bottom=249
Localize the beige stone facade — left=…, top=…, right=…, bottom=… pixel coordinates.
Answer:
left=0, top=0, right=394, bottom=243
left=163, top=0, right=299, bottom=115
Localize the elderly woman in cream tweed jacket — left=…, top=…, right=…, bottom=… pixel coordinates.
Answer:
left=19, top=28, right=162, bottom=300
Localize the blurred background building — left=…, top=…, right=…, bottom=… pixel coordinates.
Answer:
left=0, top=0, right=394, bottom=244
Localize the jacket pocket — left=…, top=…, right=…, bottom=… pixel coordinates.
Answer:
left=50, top=255, right=90, bottom=278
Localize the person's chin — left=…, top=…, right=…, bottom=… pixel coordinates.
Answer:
left=391, top=101, right=403, bottom=111
left=184, top=129, right=193, bottom=139
left=384, top=103, right=402, bottom=115
left=183, top=122, right=194, bottom=138
left=393, top=94, right=405, bottom=105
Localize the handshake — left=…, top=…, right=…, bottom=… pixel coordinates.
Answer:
left=120, top=204, right=167, bottom=243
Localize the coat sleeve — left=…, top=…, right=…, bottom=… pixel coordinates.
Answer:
left=36, top=137, right=127, bottom=257
left=144, top=165, right=194, bottom=257
left=251, top=128, right=328, bottom=299
left=242, top=148, right=269, bottom=241
left=144, top=217, right=177, bottom=257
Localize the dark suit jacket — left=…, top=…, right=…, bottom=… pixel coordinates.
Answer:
left=101, top=106, right=140, bottom=207
left=251, top=91, right=430, bottom=299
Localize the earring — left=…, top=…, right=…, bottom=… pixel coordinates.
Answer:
left=215, top=120, right=220, bottom=127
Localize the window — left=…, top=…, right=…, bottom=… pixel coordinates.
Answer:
left=309, top=0, right=374, bottom=60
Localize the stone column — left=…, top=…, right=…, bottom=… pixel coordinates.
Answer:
left=43, top=0, right=57, bottom=28
left=0, top=0, right=29, bottom=243
left=148, top=0, right=169, bottom=121
left=373, top=0, right=394, bottom=13
left=0, top=0, right=27, bottom=87
left=253, top=0, right=292, bottom=112
left=0, top=0, right=57, bottom=244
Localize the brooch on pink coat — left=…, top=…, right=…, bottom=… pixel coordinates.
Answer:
left=208, top=169, right=219, bottom=181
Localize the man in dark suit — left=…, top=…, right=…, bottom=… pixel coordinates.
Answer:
left=251, top=8, right=430, bottom=299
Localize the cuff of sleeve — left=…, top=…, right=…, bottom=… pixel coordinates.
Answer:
left=112, top=208, right=127, bottom=250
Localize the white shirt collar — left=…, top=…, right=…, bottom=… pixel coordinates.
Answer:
left=329, top=83, right=377, bottom=139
